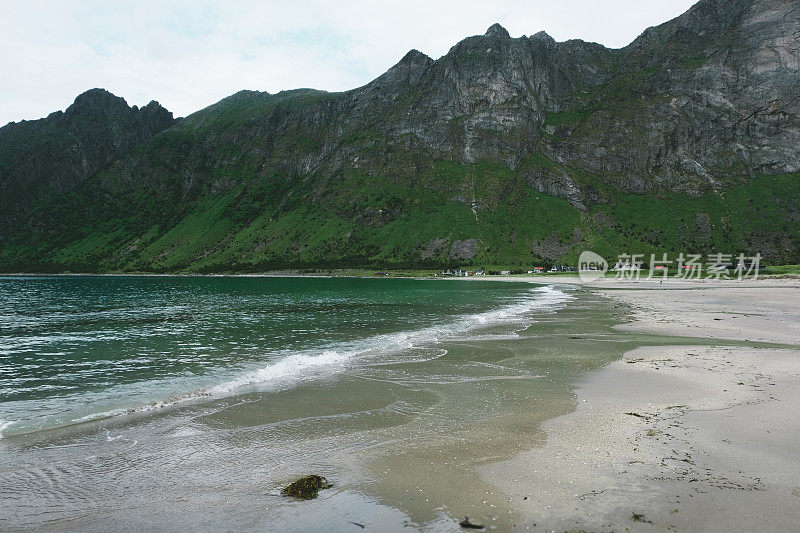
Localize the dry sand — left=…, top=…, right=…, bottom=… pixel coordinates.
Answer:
left=480, top=277, right=800, bottom=531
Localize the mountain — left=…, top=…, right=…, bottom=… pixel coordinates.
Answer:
left=0, top=89, right=175, bottom=223
left=0, top=0, right=798, bottom=273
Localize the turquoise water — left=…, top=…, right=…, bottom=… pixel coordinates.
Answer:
left=0, top=276, right=566, bottom=438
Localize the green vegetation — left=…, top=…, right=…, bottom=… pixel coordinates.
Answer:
left=543, top=109, right=589, bottom=128
left=683, top=56, right=709, bottom=68
left=2, top=158, right=797, bottom=272
left=762, top=265, right=800, bottom=276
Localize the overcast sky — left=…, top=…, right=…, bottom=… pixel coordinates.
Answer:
left=1, top=0, right=697, bottom=126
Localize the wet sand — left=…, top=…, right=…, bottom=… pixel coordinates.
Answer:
left=481, top=277, right=800, bottom=531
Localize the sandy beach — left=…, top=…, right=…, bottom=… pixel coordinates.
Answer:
left=479, top=277, right=800, bottom=531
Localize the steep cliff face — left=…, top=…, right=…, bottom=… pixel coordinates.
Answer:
left=0, top=89, right=175, bottom=222
left=0, top=0, right=798, bottom=272
left=132, top=0, right=796, bottom=201
left=551, top=0, right=800, bottom=195
left=94, top=24, right=620, bottom=204
left=386, top=26, right=617, bottom=167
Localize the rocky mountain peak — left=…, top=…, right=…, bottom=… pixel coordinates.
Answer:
left=485, top=23, right=510, bottom=39
left=67, top=88, right=129, bottom=114
left=0, top=89, right=176, bottom=221
left=399, top=49, right=433, bottom=67
left=139, top=100, right=176, bottom=124
left=530, top=31, right=555, bottom=45
left=364, top=48, right=434, bottom=92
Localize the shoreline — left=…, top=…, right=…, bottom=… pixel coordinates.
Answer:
left=480, top=278, right=800, bottom=531
left=2, top=271, right=798, bottom=280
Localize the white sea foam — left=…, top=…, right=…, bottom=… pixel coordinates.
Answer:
left=0, top=419, right=15, bottom=439
left=206, top=349, right=351, bottom=395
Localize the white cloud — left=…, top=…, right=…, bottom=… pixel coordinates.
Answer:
left=0, top=0, right=697, bottom=125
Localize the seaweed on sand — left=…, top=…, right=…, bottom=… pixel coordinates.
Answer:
left=281, top=475, right=333, bottom=500
left=459, top=516, right=485, bottom=529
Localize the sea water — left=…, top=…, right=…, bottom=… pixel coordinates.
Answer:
left=0, top=275, right=628, bottom=530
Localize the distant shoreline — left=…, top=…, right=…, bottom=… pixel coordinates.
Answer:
left=2, top=270, right=798, bottom=282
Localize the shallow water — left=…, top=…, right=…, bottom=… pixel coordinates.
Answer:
left=0, top=275, right=637, bottom=531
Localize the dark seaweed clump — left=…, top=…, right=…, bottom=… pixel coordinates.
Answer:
left=281, top=475, right=333, bottom=500
left=459, top=516, right=485, bottom=529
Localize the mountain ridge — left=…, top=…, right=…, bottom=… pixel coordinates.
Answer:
left=0, top=0, right=798, bottom=272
